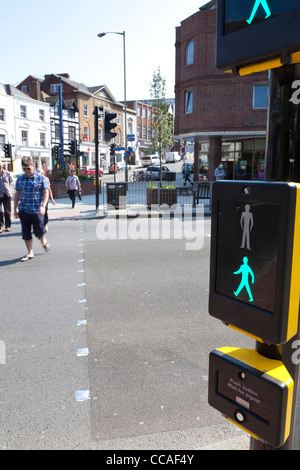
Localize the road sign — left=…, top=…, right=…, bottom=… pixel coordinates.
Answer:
left=208, top=347, right=293, bottom=448
left=209, top=181, right=300, bottom=344
left=216, top=0, right=300, bottom=72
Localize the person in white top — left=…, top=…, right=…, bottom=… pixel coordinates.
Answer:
left=65, top=169, right=81, bottom=208
left=214, top=164, right=225, bottom=180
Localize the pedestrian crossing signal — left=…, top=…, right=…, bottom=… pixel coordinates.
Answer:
left=216, top=0, right=300, bottom=73
left=209, top=181, right=300, bottom=344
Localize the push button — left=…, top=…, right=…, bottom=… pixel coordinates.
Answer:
left=235, top=411, right=245, bottom=423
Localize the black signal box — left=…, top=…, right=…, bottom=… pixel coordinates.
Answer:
left=209, top=181, right=300, bottom=344
left=208, top=347, right=293, bottom=448
left=216, top=0, right=300, bottom=71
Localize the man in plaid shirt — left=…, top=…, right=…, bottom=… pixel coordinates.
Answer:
left=14, top=156, right=50, bottom=262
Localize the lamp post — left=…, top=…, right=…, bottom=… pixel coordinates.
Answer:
left=97, top=31, right=128, bottom=182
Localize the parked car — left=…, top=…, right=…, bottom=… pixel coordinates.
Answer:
left=181, top=161, right=194, bottom=175
left=141, top=155, right=160, bottom=167
left=116, top=162, right=131, bottom=171
left=80, top=166, right=103, bottom=177
left=146, top=165, right=176, bottom=181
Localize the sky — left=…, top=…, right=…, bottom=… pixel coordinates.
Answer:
left=0, top=0, right=208, bottom=101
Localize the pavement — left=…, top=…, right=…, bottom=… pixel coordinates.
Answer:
left=46, top=193, right=211, bottom=222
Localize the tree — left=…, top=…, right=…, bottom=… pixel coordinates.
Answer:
left=149, top=67, right=173, bottom=180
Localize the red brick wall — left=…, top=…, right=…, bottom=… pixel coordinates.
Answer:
left=175, top=8, right=268, bottom=137
left=50, top=180, right=99, bottom=199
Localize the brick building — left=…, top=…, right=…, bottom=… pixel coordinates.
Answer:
left=18, top=74, right=124, bottom=170
left=174, top=0, right=269, bottom=180
left=127, top=100, right=153, bottom=160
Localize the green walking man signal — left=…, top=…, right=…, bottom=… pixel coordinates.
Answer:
left=233, top=256, right=255, bottom=302
left=216, top=0, right=300, bottom=72
left=247, top=0, right=271, bottom=24
left=209, top=181, right=300, bottom=344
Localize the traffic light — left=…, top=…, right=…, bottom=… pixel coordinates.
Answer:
left=3, top=143, right=11, bottom=159
left=104, top=112, right=117, bottom=142
left=69, top=139, right=77, bottom=156
left=53, top=146, right=59, bottom=158
left=110, top=143, right=115, bottom=156
left=209, top=181, right=300, bottom=344
left=216, top=0, right=300, bottom=73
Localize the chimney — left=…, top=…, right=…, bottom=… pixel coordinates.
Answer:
left=58, top=73, right=70, bottom=79
left=27, top=80, right=41, bottom=101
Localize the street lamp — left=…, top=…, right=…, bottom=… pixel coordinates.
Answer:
left=97, top=31, right=128, bottom=182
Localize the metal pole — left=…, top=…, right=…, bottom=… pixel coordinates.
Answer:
left=58, top=77, right=64, bottom=170
left=94, top=106, right=99, bottom=212
left=123, top=31, right=128, bottom=183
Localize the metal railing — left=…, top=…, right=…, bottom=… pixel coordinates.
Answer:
left=103, top=180, right=213, bottom=211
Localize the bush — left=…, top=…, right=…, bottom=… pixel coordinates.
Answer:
left=47, top=169, right=69, bottom=182
left=47, top=169, right=91, bottom=182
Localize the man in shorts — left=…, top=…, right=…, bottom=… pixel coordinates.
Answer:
left=14, top=157, right=50, bottom=262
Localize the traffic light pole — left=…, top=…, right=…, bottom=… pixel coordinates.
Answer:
left=250, top=63, right=300, bottom=450
left=58, top=78, right=64, bottom=170
left=94, top=106, right=100, bottom=213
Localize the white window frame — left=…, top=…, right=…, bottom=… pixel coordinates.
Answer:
left=20, top=105, right=27, bottom=118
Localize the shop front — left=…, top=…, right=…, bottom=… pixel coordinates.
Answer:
left=221, top=138, right=266, bottom=180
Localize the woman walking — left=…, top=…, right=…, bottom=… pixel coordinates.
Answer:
left=65, top=169, right=81, bottom=208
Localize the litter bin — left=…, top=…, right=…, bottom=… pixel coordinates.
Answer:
left=106, top=183, right=127, bottom=209
left=165, top=171, right=176, bottom=181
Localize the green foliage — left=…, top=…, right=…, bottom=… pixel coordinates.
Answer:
left=149, top=66, right=173, bottom=158
left=47, top=169, right=90, bottom=182
left=148, top=182, right=175, bottom=189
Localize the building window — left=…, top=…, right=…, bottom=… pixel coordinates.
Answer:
left=186, top=40, right=194, bottom=65
left=55, top=123, right=60, bottom=139
left=0, top=109, right=4, bottom=121
left=84, top=126, right=89, bottom=139
left=253, top=85, right=268, bottom=109
left=185, top=91, right=193, bottom=113
left=0, top=135, right=5, bottom=151
left=137, top=124, right=141, bottom=137
left=40, top=133, right=46, bottom=147
left=50, top=84, right=60, bottom=93
left=84, top=104, right=88, bottom=117
left=20, top=105, right=27, bottom=118
left=68, top=108, right=75, bottom=119
left=39, top=109, right=45, bottom=121
left=69, top=126, right=76, bottom=140
left=148, top=127, right=151, bottom=139
left=21, top=131, right=28, bottom=146
left=22, top=86, right=28, bottom=93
